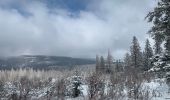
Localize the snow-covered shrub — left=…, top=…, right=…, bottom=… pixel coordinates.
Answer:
left=124, top=68, right=145, bottom=99
left=65, top=73, right=84, bottom=98
left=87, top=73, right=105, bottom=100
left=55, top=79, right=66, bottom=99
left=108, top=72, right=126, bottom=100
left=18, top=76, right=32, bottom=99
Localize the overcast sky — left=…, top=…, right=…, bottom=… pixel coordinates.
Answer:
left=0, top=0, right=156, bottom=59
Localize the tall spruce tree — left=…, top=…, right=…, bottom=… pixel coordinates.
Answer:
left=146, top=0, right=170, bottom=53
left=143, top=39, right=153, bottom=71
left=146, top=0, right=170, bottom=84
left=124, top=52, right=131, bottom=69
left=130, top=36, right=143, bottom=70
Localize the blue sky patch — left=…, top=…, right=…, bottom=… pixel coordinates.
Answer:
left=43, top=0, right=90, bottom=13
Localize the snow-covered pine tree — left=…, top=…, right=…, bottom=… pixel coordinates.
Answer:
left=145, top=0, right=169, bottom=49
left=146, top=0, right=170, bottom=43
left=146, top=0, right=170, bottom=82
left=124, top=52, right=131, bottom=70
left=143, top=39, right=153, bottom=71
left=130, top=36, right=143, bottom=70
left=65, top=71, right=83, bottom=98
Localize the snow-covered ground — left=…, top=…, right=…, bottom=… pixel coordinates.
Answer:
left=142, top=78, right=170, bottom=100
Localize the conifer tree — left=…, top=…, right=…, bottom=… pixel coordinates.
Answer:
left=146, top=0, right=170, bottom=83
left=143, top=39, right=153, bottom=71
left=130, top=36, right=143, bottom=70
left=146, top=0, right=170, bottom=54
left=124, top=52, right=131, bottom=70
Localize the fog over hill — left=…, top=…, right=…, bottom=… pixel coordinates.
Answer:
left=0, top=55, right=95, bottom=70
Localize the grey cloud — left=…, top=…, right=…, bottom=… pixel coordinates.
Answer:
left=0, top=0, right=156, bottom=59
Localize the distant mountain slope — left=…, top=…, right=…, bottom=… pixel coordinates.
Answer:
left=0, top=55, right=95, bottom=70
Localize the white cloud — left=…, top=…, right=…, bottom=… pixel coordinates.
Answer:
left=0, top=0, right=156, bottom=58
